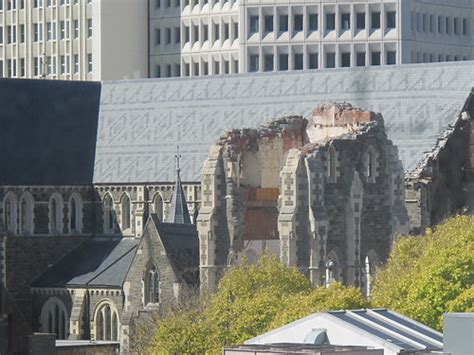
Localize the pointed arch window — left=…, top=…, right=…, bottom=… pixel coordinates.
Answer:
left=144, top=264, right=160, bottom=305
left=103, top=194, right=115, bottom=234
left=153, top=193, right=164, bottom=222
left=121, top=194, right=131, bottom=230
left=327, top=145, right=337, bottom=182
left=69, top=193, right=83, bottom=234
left=49, top=194, right=64, bottom=234
left=40, top=297, right=68, bottom=340
left=3, top=194, right=17, bottom=234
left=19, top=193, right=34, bottom=235
left=95, top=302, right=120, bottom=341
left=366, top=146, right=377, bottom=182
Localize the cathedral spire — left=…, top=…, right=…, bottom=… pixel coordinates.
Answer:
left=166, top=146, right=191, bottom=224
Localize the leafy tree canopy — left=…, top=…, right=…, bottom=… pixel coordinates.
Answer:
left=371, top=215, right=474, bottom=330
left=148, top=256, right=366, bottom=353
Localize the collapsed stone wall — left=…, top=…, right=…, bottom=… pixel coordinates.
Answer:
left=198, top=103, right=409, bottom=291
left=405, top=89, right=474, bottom=234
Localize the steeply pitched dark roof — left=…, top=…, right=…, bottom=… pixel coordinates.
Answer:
left=150, top=214, right=199, bottom=284
left=166, top=170, right=191, bottom=224
left=0, top=78, right=101, bottom=185
left=33, top=237, right=138, bottom=288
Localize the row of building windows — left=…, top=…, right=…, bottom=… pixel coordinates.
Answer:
left=0, top=53, right=92, bottom=77
left=155, top=58, right=238, bottom=77
left=0, top=20, right=92, bottom=44
left=155, top=0, right=235, bottom=11
left=0, top=0, right=92, bottom=10
left=412, top=12, right=469, bottom=36
left=411, top=52, right=470, bottom=63
left=248, top=49, right=397, bottom=73
left=3, top=192, right=83, bottom=235
left=248, top=11, right=396, bottom=36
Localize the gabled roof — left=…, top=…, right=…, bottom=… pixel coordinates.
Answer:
left=32, top=238, right=138, bottom=288
left=148, top=214, right=199, bottom=285
left=166, top=170, right=191, bottom=224
left=245, top=309, right=443, bottom=353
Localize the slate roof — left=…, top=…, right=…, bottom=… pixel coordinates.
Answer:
left=94, top=61, right=474, bottom=183
left=246, top=308, right=443, bottom=353
left=0, top=78, right=101, bottom=185
left=166, top=170, right=191, bottom=224
left=151, top=214, right=199, bottom=284
left=33, top=237, right=138, bottom=288
left=0, top=63, right=472, bottom=186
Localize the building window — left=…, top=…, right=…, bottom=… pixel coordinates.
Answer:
left=326, top=52, right=335, bottom=68
left=166, top=28, right=171, bottom=44
left=326, top=13, right=335, bottom=31
left=356, top=13, right=365, bottom=29
left=144, top=264, right=160, bottom=305
left=175, top=27, right=180, bottom=44
left=371, top=51, right=381, bottom=66
left=463, top=18, right=467, bottom=35
left=308, top=13, right=318, bottom=31
left=19, top=193, right=34, bottom=235
left=294, top=14, right=303, bottom=32
left=34, top=23, right=43, bottom=42
left=387, top=51, right=396, bottom=65
left=19, top=24, right=25, bottom=42
left=95, top=302, right=119, bottom=341
left=454, top=18, right=459, bottom=35
left=366, top=146, right=377, bottom=180
left=341, top=52, right=350, bottom=67
left=87, top=18, right=92, bottom=37
left=213, top=60, right=219, bottom=75
left=19, top=58, right=25, bottom=77
left=214, top=23, right=219, bottom=41
left=264, top=15, right=273, bottom=32
left=279, top=53, right=288, bottom=71
left=279, top=15, right=288, bottom=32
left=103, top=194, right=115, bottom=233
left=155, top=28, right=161, bottom=45
left=120, top=194, right=131, bottom=231
left=264, top=54, right=273, bottom=72
left=224, top=23, right=229, bottom=40
left=155, top=65, right=161, bottom=78
left=3, top=194, right=17, bottom=234
left=371, top=12, right=381, bottom=29
left=308, top=53, right=318, bottom=69
left=294, top=53, right=303, bottom=70
left=386, top=11, right=396, bottom=29
left=249, top=54, right=259, bottom=72
left=69, top=193, right=82, bottom=234
left=356, top=52, right=366, bottom=66
left=327, top=146, right=337, bottom=180
left=73, top=54, right=79, bottom=74
left=49, top=194, right=63, bottom=234
left=73, top=20, right=79, bottom=38
left=340, top=13, right=350, bottom=31
left=153, top=193, right=164, bottom=221
left=249, top=15, right=259, bottom=34
left=87, top=53, right=92, bottom=72
left=40, top=297, right=68, bottom=340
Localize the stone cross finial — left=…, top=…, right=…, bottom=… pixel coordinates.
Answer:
left=175, top=145, right=182, bottom=173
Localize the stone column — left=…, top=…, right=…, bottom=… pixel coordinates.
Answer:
left=279, top=149, right=302, bottom=267
left=197, top=145, right=223, bottom=292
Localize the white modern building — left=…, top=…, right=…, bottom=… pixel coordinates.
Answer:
left=0, top=0, right=148, bottom=81
left=151, top=0, right=474, bottom=78
left=0, top=0, right=472, bottom=80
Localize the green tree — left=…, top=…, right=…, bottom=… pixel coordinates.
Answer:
left=371, top=215, right=474, bottom=330
left=146, top=256, right=366, bottom=354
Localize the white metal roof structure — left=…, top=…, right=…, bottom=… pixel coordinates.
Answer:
left=245, top=309, right=443, bottom=355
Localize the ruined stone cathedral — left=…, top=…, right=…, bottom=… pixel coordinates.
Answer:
left=0, top=61, right=473, bottom=353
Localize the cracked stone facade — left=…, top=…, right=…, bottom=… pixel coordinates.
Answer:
left=198, top=103, right=409, bottom=292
